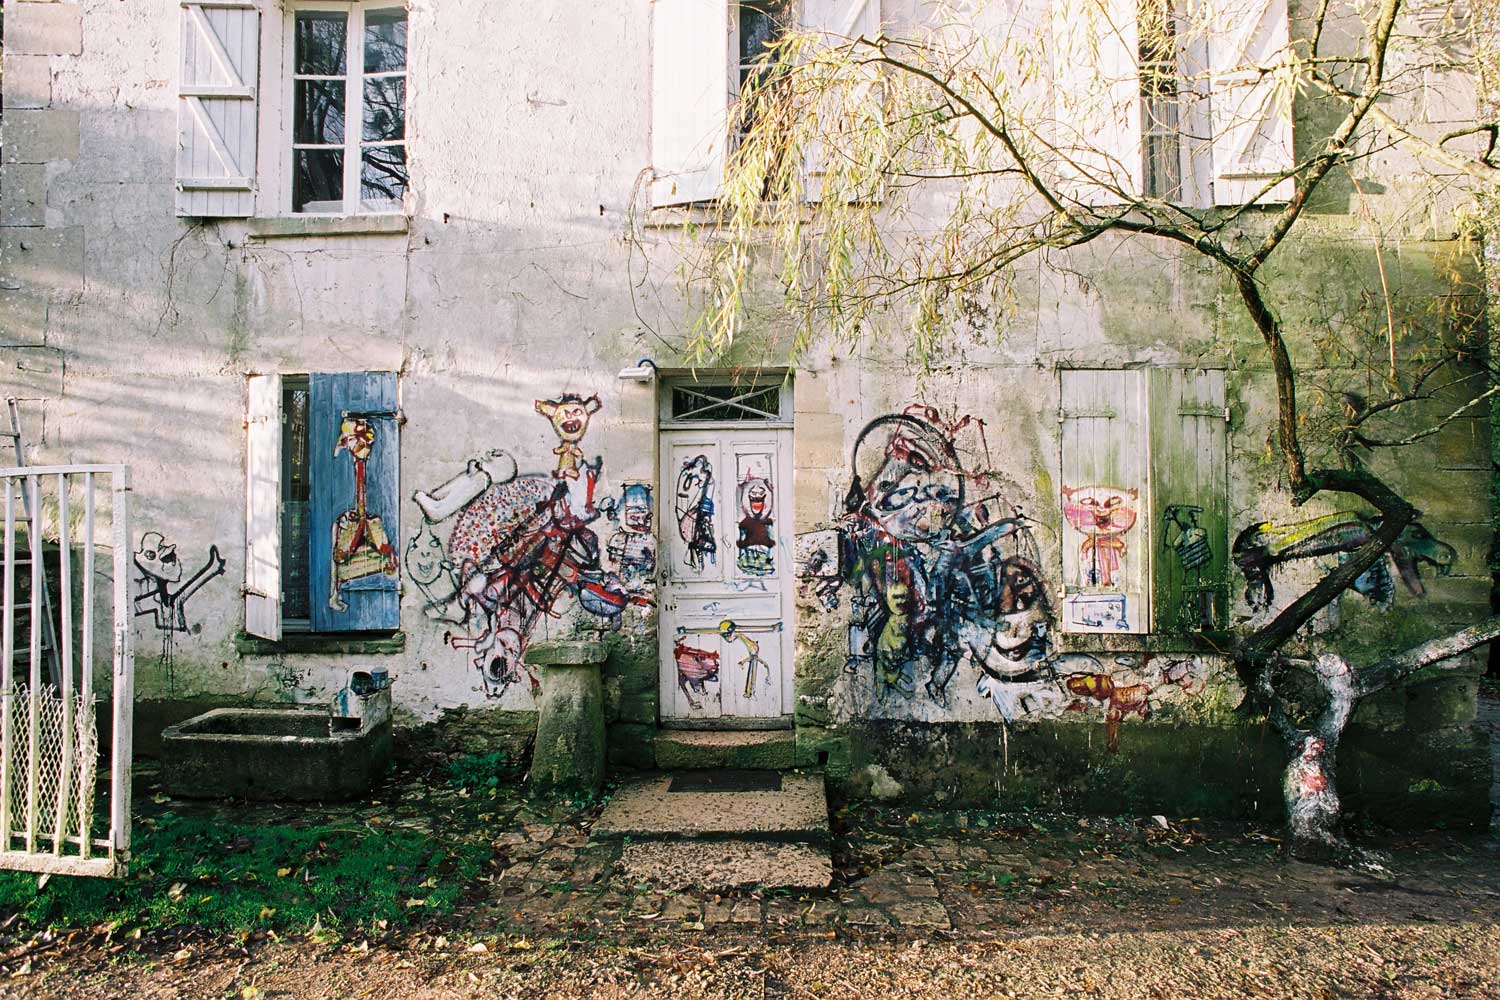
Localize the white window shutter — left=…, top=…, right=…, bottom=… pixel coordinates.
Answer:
left=1058, top=369, right=1150, bottom=633
left=651, top=0, right=730, bottom=207
left=1207, top=0, right=1294, bottom=205
left=244, top=373, right=281, bottom=641
left=177, top=1, right=260, bottom=218
left=1051, top=0, right=1143, bottom=205
left=802, top=0, right=883, bottom=204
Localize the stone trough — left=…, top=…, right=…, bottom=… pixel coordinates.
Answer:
left=162, top=686, right=393, bottom=801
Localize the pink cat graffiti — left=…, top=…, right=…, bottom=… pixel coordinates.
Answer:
left=1061, top=485, right=1139, bottom=588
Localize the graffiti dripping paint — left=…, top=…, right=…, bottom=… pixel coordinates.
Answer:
left=1061, top=485, right=1139, bottom=588
left=1231, top=511, right=1456, bottom=611
left=132, top=531, right=225, bottom=692
left=404, top=397, right=651, bottom=699
left=675, top=455, right=716, bottom=570
left=330, top=417, right=399, bottom=612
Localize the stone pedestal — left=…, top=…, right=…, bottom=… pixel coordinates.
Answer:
left=525, top=640, right=607, bottom=797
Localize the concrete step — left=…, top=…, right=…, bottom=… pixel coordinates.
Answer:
left=653, top=728, right=798, bottom=770
left=594, top=771, right=828, bottom=841
left=594, top=771, right=832, bottom=889
left=619, top=839, right=831, bottom=891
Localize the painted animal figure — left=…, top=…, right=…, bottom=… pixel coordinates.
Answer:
left=1231, top=512, right=1456, bottom=610
left=535, top=393, right=600, bottom=480
left=1061, top=486, right=1139, bottom=587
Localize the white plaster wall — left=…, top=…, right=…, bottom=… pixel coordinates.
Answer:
left=1, top=0, right=1487, bottom=727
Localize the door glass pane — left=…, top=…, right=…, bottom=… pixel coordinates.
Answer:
left=294, top=148, right=344, bottom=213
left=281, top=380, right=312, bottom=624
left=364, top=9, right=408, bottom=73
left=362, top=77, right=406, bottom=141
left=295, top=12, right=348, bottom=75
left=670, top=383, right=782, bottom=421
left=294, top=80, right=346, bottom=144
left=360, top=144, right=407, bottom=209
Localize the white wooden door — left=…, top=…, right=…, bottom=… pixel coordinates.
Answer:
left=659, top=428, right=794, bottom=726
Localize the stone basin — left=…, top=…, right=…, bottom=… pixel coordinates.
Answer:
left=161, top=706, right=392, bottom=801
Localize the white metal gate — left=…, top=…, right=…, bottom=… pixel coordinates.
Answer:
left=0, top=465, right=132, bottom=877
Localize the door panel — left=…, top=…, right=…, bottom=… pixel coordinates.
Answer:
left=660, top=428, right=793, bottom=725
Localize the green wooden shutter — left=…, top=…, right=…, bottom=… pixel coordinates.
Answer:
left=1149, top=368, right=1228, bottom=632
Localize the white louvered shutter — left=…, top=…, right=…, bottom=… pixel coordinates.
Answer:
left=1059, top=369, right=1149, bottom=633
left=802, top=0, right=883, bottom=203
left=244, top=373, right=281, bottom=641
left=1207, top=0, right=1294, bottom=205
left=177, top=2, right=260, bottom=217
left=1051, top=0, right=1142, bottom=205
left=651, top=0, right=730, bottom=207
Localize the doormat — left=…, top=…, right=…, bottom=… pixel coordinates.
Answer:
left=668, top=769, right=783, bottom=793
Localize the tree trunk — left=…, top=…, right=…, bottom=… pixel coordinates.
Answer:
left=1284, top=733, right=1345, bottom=861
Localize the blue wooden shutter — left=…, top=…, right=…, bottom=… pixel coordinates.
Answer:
left=309, top=372, right=400, bottom=632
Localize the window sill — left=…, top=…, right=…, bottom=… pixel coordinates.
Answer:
left=245, top=214, right=408, bottom=240
left=1058, top=631, right=1235, bottom=656
left=234, top=630, right=407, bottom=656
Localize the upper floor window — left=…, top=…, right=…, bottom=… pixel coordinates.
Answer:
left=650, top=0, right=880, bottom=208
left=1052, top=0, right=1295, bottom=209
left=291, top=4, right=409, bottom=214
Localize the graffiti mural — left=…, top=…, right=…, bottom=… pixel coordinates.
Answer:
left=606, top=482, right=656, bottom=587
left=798, top=404, right=1052, bottom=705
left=677, top=619, right=783, bottom=698
left=404, top=396, right=651, bottom=698
left=795, top=403, right=1234, bottom=736
left=1231, top=511, right=1456, bottom=611
left=535, top=393, right=601, bottom=480
left=1061, top=485, right=1139, bottom=588
left=330, top=417, right=399, bottom=612
left=674, top=455, right=717, bottom=570
left=736, top=475, right=775, bottom=576
left=132, top=531, right=225, bottom=690
left=672, top=637, right=720, bottom=709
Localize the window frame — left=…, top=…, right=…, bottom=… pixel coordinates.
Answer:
left=281, top=0, right=409, bottom=218
left=658, top=374, right=794, bottom=429
left=1056, top=365, right=1230, bottom=636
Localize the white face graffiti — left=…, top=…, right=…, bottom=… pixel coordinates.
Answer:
left=134, top=531, right=183, bottom=583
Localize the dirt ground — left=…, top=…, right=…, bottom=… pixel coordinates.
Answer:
left=2, top=823, right=1496, bottom=1000
left=1, top=704, right=1496, bottom=1000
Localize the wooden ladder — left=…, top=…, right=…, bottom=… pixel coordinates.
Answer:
left=2, top=398, right=64, bottom=690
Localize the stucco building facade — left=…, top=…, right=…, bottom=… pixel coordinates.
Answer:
left=0, top=0, right=1490, bottom=823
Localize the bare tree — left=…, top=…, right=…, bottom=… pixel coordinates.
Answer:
left=680, top=0, right=1500, bottom=859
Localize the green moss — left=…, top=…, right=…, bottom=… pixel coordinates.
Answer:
left=0, top=813, right=485, bottom=936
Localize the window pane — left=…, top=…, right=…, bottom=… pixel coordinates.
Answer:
left=360, top=144, right=407, bottom=209
left=295, top=12, right=347, bottom=76
left=294, top=148, right=344, bottom=212
left=364, top=9, right=408, bottom=73
left=281, top=382, right=312, bottom=624
left=671, top=383, right=782, bottom=421
left=363, top=76, right=406, bottom=142
left=738, top=2, right=786, bottom=66
left=294, top=80, right=346, bottom=144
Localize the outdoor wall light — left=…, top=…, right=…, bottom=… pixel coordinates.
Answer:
left=616, top=358, right=659, bottom=382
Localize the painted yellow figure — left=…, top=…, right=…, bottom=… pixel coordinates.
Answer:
left=534, top=393, right=601, bottom=480
left=330, top=417, right=397, bottom=612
